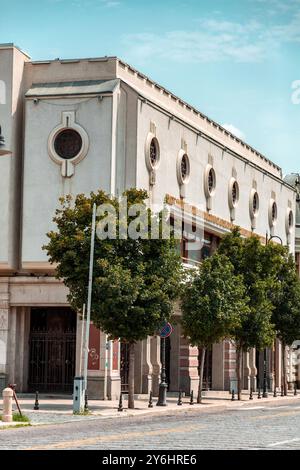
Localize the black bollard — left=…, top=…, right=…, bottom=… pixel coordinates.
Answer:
left=294, top=383, right=297, bottom=396
left=33, top=391, right=39, bottom=410
left=190, top=390, right=194, bottom=405
left=177, top=390, right=183, bottom=406
left=257, top=388, right=261, bottom=399
left=273, top=386, right=277, bottom=398
left=118, top=394, right=123, bottom=412
left=231, top=389, right=235, bottom=401
left=84, top=390, right=89, bottom=412
left=281, top=386, right=284, bottom=397
left=148, top=391, right=153, bottom=408
left=249, top=387, right=253, bottom=400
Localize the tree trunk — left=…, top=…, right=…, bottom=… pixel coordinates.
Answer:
left=236, top=347, right=242, bottom=401
left=197, top=346, right=206, bottom=404
left=282, top=341, right=287, bottom=396
left=128, top=343, right=135, bottom=409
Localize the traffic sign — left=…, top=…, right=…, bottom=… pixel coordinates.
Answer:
left=159, top=322, right=173, bottom=338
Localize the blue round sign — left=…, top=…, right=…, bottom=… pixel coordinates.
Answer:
left=159, top=322, right=173, bottom=338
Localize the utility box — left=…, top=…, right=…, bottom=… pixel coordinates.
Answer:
left=73, top=376, right=85, bottom=414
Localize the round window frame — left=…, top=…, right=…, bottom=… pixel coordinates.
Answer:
left=269, top=199, right=278, bottom=228
left=176, top=150, right=190, bottom=186
left=228, top=177, right=239, bottom=209
left=48, top=123, right=89, bottom=166
left=145, top=133, right=160, bottom=171
left=54, top=128, right=83, bottom=160
left=249, top=189, right=260, bottom=219
left=286, top=208, right=294, bottom=235
left=204, top=164, right=216, bottom=198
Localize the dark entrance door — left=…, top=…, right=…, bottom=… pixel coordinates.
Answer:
left=28, top=307, right=76, bottom=393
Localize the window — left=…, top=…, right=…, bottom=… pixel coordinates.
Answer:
left=232, top=181, right=239, bottom=205
left=208, top=168, right=216, bottom=195
left=181, top=154, right=190, bottom=181
left=54, top=129, right=82, bottom=160
left=289, top=210, right=294, bottom=229
left=271, top=201, right=278, bottom=223
left=149, top=137, right=159, bottom=168
left=252, top=191, right=259, bottom=215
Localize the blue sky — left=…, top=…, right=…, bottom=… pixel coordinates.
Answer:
left=1, top=0, right=299, bottom=175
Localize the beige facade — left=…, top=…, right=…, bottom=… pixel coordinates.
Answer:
left=0, top=43, right=297, bottom=398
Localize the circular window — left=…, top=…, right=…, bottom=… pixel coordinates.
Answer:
left=271, top=201, right=278, bottom=223
left=181, top=154, right=190, bottom=181
left=288, top=210, right=294, bottom=229
left=149, top=138, right=159, bottom=168
left=208, top=168, right=216, bottom=195
left=252, top=191, right=259, bottom=215
left=54, top=129, right=83, bottom=160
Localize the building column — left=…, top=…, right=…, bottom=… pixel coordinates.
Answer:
left=276, top=339, right=282, bottom=389
left=243, top=350, right=251, bottom=391
left=150, top=335, right=161, bottom=397
left=179, top=332, right=199, bottom=396
left=0, top=278, right=10, bottom=390
left=142, top=337, right=152, bottom=394
left=224, top=340, right=237, bottom=392
left=169, top=323, right=180, bottom=392
left=107, top=339, right=121, bottom=400
left=249, top=348, right=257, bottom=391
left=212, top=342, right=224, bottom=390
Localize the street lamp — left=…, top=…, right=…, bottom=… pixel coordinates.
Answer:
left=156, top=335, right=168, bottom=406
left=0, top=126, right=12, bottom=156
left=265, top=234, right=283, bottom=398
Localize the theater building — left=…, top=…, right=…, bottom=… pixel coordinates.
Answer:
left=0, top=43, right=297, bottom=398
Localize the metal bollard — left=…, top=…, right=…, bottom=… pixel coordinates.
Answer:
left=148, top=391, right=153, bottom=408
left=294, top=383, right=297, bottom=396
left=118, top=394, right=123, bottom=412
left=257, top=388, right=261, bottom=399
left=34, top=391, right=39, bottom=410
left=190, top=390, right=194, bottom=405
left=2, top=388, right=13, bottom=422
left=249, top=387, right=253, bottom=400
left=273, top=387, right=277, bottom=398
left=281, top=386, right=284, bottom=397
left=231, top=389, right=235, bottom=401
left=177, top=390, right=183, bottom=406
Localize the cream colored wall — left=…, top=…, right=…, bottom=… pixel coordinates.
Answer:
left=0, top=45, right=29, bottom=271
left=22, top=95, right=114, bottom=267
left=136, top=100, right=296, bottom=249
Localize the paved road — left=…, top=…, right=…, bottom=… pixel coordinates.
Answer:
left=2, top=399, right=300, bottom=450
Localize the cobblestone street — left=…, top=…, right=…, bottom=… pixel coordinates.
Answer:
left=1, top=398, right=300, bottom=450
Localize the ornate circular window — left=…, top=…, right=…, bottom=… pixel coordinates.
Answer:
left=145, top=133, right=160, bottom=172
left=286, top=209, right=294, bottom=234
left=252, top=192, right=259, bottom=214
left=249, top=189, right=259, bottom=220
left=271, top=201, right=277, bottom=223
left=149, top=138, right=159, bottom=168
left=208, top=168, right=216, bottom=195
left=228, top=178, right=239, bottom=209
left=181, top=154, right=189, bottom=181
left=54, top=129, right=83, bottom=160
left=177, top=151, right=190, bottom=186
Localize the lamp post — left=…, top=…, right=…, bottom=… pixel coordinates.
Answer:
left=265, top=234, right=283, bottom=398
left=156, top=335, right=168, bottom=406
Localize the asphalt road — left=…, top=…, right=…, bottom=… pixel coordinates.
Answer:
left=2, top=399, right=300, bottom=450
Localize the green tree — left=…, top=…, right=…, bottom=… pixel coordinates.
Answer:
left=181, top=253, right=248, bottom=403
left=218, top=229, right=276, bottom=399
left=270, top=249, right=300, bottom=395
left=43, top=188, right=183, bottom=409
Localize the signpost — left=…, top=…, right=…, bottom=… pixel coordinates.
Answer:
left=156, top=322, right=173, bottom=406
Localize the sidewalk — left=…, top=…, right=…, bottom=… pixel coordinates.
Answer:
left=1, top=390, right=300, bottom=427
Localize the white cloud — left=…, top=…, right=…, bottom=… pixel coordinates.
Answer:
left=123, top=11, right=300, bottom=64
left=222, top=124, right=246, bottom=140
